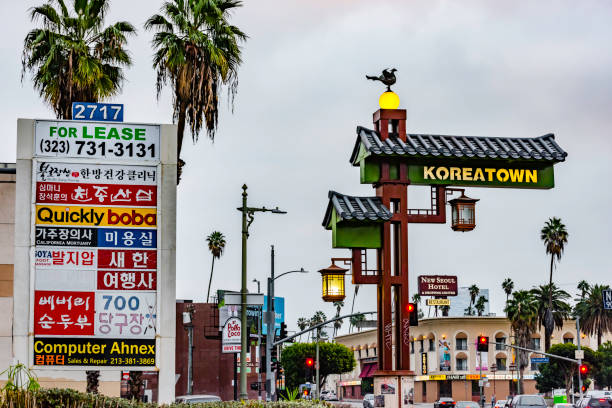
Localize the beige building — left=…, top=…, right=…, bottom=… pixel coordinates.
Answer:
left=332, top=316, right=609, bottom=403
left=0, top=164, right=16, bottom=371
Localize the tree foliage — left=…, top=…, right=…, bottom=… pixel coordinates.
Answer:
left=22, top=0, right=135, bottom=119
left=280, top=342, right=355, bottom=390
left=575, top=284, right=612, bottom=347
left=594, top=341, right=612, bottom=389
left=505, top=290, right=538, bottom=393
left=534, top=343, right=595, bottom=399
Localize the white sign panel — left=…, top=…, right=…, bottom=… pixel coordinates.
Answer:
left=35, top=162, right=157, bottom=185
left=35, top=120, right=160, bottom=160
left=95, top=292, right=157, bottom=338
left=222, top=317, right=242, bottom=353
left=35, top=248, right=97, bottom=269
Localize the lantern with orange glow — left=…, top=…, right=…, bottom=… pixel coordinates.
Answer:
left=319, top=262, right=348, bottom=302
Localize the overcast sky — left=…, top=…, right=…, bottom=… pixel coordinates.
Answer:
left=1, top=1, right=611, bottom=336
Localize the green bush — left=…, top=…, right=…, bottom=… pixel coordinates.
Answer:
left=0, top=388, right=334, bottom=408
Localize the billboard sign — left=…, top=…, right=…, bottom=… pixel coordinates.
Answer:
left=262, top=296, right=285, bottom=335
left=418, top=275, right=458, bottom=296
left=29, top=118, right=160, bottom=369
left=222, top=317, right=242, bottom=353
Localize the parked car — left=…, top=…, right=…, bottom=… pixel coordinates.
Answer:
left=509, top=395, right=546, bottom=408
left=552, top=403, right=574, bottom=408
left=363, top=393, right=375, bottom=408
left=434, top=397, right=456, bottom=408
left=456, top=401, right=480, bottom=408
left=175, top=395, right=222, bottom=404
left=494, top=400, right=507, bottom=408
left=322, top=391, right=338, bottom=401
left=575, top=397, right=612, bottom=408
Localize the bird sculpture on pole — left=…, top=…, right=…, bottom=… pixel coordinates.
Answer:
left=366, top=68, right=397, bottom=91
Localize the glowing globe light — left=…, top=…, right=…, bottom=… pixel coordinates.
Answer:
left=379, top=91, right=400, bottom=109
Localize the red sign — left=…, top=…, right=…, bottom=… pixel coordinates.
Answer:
left=36, top=182, right=157, bottom=206
left=97, top=250, right=157, bottom=270
left=97, top=270, right=157, bottom=291
left=34, top=291, right=95, bottom=335
left=417, top=275, right=458, bottom=296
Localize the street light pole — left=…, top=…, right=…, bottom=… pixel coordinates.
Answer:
left=237, top=185, right=286, bottom=401
left=577, top=317, right=583, bottom=402
left=253, top=279, right=262, bottom=400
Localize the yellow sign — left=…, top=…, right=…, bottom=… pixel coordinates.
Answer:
left=426, top=298, right=451, bottom=306
left=35, top=205, right=157, bottom=227
left=429, top=375, right=447, bottom=380
left=466, top=374, right=481, bottom=380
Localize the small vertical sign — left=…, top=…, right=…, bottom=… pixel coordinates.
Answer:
left=603, top=289, right=612, bottom=310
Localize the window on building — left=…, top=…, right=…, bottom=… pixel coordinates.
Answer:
left=429, top=338, right=435, bottom=351
left=422, top=381, right=427, bottom=396
left=531, top=361, right=542, bottom=371
left=456, top=358, right=467, bottom=371
left=419, top=340, right=424, bottom=353
left=530, top=338, right=541, bottom=350
left=358, top=349, right=362, bottom=359
left=410, top=341, right=414, bottom=354
left=496, top=358, right=507, bottom=371
left=564, top=337, right=574, bottom=344
left=456, top=338, right=467, bottom=351
left=495, top=337, right=506, bottom=351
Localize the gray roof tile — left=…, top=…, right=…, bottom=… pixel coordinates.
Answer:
left=350, top=126, right=567, bottom=165
left=323, top=191, right=392, bottom=227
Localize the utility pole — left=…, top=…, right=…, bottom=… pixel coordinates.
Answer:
left=237, top=185, right=286, bottom=401
left=265, top=246, right=275, bottom=401
left=253, top=279, right=262, bottom=400
left=577, top=317, right=583, bottom=401
left=479, top=351, right=483, bottom=408
left=315, top=327, right=320, bottom=400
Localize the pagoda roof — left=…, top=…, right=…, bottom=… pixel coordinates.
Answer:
left=350, top=126, right=568, bottom=165
left=323, top=191, right=392, bottom=228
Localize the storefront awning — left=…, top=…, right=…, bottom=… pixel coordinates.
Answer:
left=359, top=362, right=378, bottom=378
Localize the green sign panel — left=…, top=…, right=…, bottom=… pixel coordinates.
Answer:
left=407, top=164, right=555, bottom=189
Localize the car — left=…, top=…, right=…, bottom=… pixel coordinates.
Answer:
left=552, top=403, right=574, bottom=408
left=363, top=393, right=375, bottom=408
left=322, top=391, right=338, bottom=401
left=456, top=401, right=480, bottom=408
left=575, top=397, right=612, bottom=408
left=175, top=395, right=222, bottom=404
left=494, top=400, right=507, bottom=408
left=509, top=395, right=546, bottom=408
left=434, top=397, right=456, bottom=408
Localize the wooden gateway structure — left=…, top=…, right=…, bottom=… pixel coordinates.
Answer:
left=321, top=90, right=567, bottom=408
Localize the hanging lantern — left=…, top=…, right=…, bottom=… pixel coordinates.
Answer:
left=448, top=193, right=479, bottom=232
left=319, top=262, right=348, bottom=302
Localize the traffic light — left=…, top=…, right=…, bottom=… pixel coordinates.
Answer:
left=306, top=357, right=314, bottom=367
left=406, top=303, right=418, bottom=326
left=581, top=385, right=587, bottom=393
left=579, top=364, right=588, bottom=377
left=477, top=336, right=489, bottom=352
left=280, top=322, right=288, bottom=339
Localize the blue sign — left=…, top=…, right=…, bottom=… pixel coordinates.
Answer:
left=72, top=102, right=124, bottom=122
left=604, top=289, right=612, bottom=310
left=531, top=358, right=549, bottom=363
left=262, top=296, right=285, bottom=335
left=97, top=228, right=156, bottom=248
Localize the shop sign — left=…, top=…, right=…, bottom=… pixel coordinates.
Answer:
left=35, top=205, right=157, bottom=228
left=36, top=182, right=157, bottom=206
left=35, top=226, right=157, bottom=248
left=418, top=275, right=458, bottom=296
left=421, top=352, right=428, bottom=375
left=35, top=248, right=96, bottom=269
left=33, top=337, right=155, bottom=366
left=407, top=164, right=555, bottom=189
left=427, top=298, right=450, bottom=306
left=222, top=317, right=242, bottom=353
left=34, top=291, right=95, bottom=336
left=35, top=120, right=159, bottom=160
left=97, top=271, right=157, bottom=291
left=97, top=249, right=157, bottom=269
left=95, top=292, right=156, bottom=338
left=36, top=162, right=157, bottom=184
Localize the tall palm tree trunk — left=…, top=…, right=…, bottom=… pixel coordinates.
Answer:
left=544, top=255, right=554, bottom=352
left=206, top=257, right=215, bottom=303
left=177, top=101, right=187, bottom=162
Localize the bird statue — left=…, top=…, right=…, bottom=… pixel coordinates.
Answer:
left=366, top=68, right=397, bottom=91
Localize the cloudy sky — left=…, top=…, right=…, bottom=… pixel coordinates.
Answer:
left=1, top=1, right=612, bottom=336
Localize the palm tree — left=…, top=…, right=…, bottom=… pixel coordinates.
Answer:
left=540, top=217, right=569, bottom=350
left=530, top=283, right=571, bottom=350
left=332, top=301, right=344, bottom=337
left=575, top=284, right=612, bottom=347
left=22, top=0, right=135, bottom=119
left=310, top=310, right=327, bottom=338
left=349, top=285, right=360, bottom=332
left=349, top=313, right=366, bottom=332
left=205, top=231, right=226, bottom=303
left=145, top=0, right=247, bottom=174
left=475, top=295, right=487, bottom=316
left=505, top=290, right=538, bottom=394
left=297, top=317, right=309, bottom=342
left=502, top=278, right=514, bottom=305
left=468, top=284, right=480, bottom=310
left=577, top=280, right=590, bottom=300
left=441, top=305, right=450, bottom=317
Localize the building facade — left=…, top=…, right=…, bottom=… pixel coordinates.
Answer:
left=331, top=316, right=609, bottom=403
